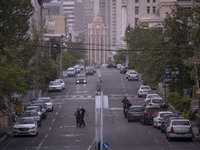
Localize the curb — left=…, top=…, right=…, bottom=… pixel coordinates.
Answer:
left=0, top=133, right=11, bottom=145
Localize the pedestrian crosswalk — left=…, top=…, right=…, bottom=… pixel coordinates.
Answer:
left=53, top=94, right=139, bottom=100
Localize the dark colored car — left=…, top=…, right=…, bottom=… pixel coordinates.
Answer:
left=31, top=102, right=47, bottom=119
left=86, top=69, right=93, bottom=75
left=120, top=66, right=131, bottom=74
left=160, top=114, right=179, bottom=133
left=76, top=74, right=87, bottom=84
left=127, top=106, right=144, bottom=122
left=140, top=106, right=163, bottom=125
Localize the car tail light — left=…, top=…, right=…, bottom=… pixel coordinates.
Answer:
left=145, top=112, right=149, bottom=115
left=128, top=112, right=131, bottom=115
left=136, top=75, right=138, bottom=77
left=149, top=103, right=152, bottom=106
left=161, top=121, right=164, bottom=124
left=170, top=126, right=174, bottom=132
left=139, top=90, right=142, bottom=93
left=189, top=127, right=192, bottom=133
left=129, top=75, right=130, bottom=77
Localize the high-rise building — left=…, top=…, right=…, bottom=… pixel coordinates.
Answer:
left=88, top=15, right=108, bottom=65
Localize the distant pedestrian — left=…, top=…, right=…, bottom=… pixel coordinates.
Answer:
left=80, top=106, right=88, bottom=126
left=189, top=87, right=193, bottom=98
left=74, top=108, right=81, bottom=127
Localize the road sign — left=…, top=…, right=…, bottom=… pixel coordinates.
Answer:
left=103, top=142, right=109, bottom=149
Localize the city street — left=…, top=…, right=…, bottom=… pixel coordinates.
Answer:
left=1, top=68, right=200, bottom=150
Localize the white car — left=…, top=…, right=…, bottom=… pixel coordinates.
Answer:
left=55, top=79, right=65, bottom=90
left=166, top=119, right=193, bottom=141
left=13, top=117, right=38, bottom=136
left=38, top=97, right=53, bottom=111
left=66, top=67, right=76, bottom=77
left=138, top=85, right=151, bottom=97
left=147, top=96, right=166, bottom=108
left=144, top=94, right=159, bottom=106
left=153, top=111, right=172, bottom=128
left=74, top=65, right=81, bottom=73
left=48, top=81, right=62, bottom=92
left=128, top=71, right=139, bottom=81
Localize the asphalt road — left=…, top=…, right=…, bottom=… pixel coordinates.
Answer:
left=1, top=68, right=200, bottom=150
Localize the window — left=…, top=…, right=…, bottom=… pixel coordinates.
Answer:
left=147, top=6, right=150, bottom=13
left=147, top=0, right=150, bottom=3
left=48, top=20, right=55, bottom=25
left=153, top=0, right=156, bottom=2
left=135, top=6, right=139, bottom=14
left=135, top=18, right=139, bottom=26
left=135, top=0, right=139, bottom=2
left=153, top=6, right=156, bottom=14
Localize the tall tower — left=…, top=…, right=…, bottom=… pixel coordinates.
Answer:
left=88, top=15, right=108, bottom=65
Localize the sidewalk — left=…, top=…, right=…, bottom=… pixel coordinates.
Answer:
left=0, top=127, right=12, bottom=147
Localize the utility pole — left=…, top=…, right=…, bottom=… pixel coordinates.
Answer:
left=60, top=35, right=63, bottom=79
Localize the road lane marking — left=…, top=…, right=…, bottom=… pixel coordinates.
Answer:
left=148, top=131, right=152, bottom=135
left=36, top=134, right=48, bottom=150
left=48, top=127, right=52, bottom=131
left=154, top=138, right=159, bottom=143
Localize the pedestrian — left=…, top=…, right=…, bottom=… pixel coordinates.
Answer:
left=79, top=106, right=88, bottom=127
left=74, top=108, right=81, bottom=127
left=189, top=87, right=193, bottom=98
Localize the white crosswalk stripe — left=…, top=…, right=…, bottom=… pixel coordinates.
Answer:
left=54, top=94, right=139, bottom=100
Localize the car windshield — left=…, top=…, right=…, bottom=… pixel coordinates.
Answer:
left=68, top=69, right=74, bottom=71
left=160, top=113, right=171, bottom=118
left=130, top=107, right=143, bottom=112
left=15, top=118, right=35, bottom=124
left=147, top=94, right=158, bottom=98
left=130, top=72, right=137, bottom=74
left=50, top=82, right=60, bottom=85
left=152, top=99, right=163, bottom=103
left=164, top=115, right=178, bottom=121
left=172, top=120, right=190, bottom=126
left=141, top=87, right=150, bottom=90
left=24, top=111, right=38, bottom=116
left=77, top=74, right=86, bottom=77
left=26, top=107, right=40, bottom=111
left=147, top=108, right=162, bottom=114
left=41, top=99, right=51, bottom=103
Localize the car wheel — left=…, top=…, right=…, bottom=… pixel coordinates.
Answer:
left=128, top=119, right=130, bottom=122
left=128, top=79, right=130, bottom=81
left=189, top=138, right=193, bottom=142
left=51, top=107, right=53, bottom=112
left=153, top=122, right=156, bottom=128
left=161, top=129, right=164, bottom=133
left=39, top=123, right=41, bottom=127
left=143, top=120, right=146, bottom=125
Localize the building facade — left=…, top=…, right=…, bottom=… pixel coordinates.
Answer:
left=88, top=15, right=108, bottom=65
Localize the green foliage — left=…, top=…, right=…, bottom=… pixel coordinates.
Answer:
left=167, top=92, right=192, bottom=119
left=0, top=0, right=34, bottom=112
left=113, top=51, right=127, bottom=65
left=56, top=52, right=76, bottom=70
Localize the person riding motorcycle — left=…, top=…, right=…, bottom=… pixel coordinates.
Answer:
left=122, top=96, right=132, bottom=117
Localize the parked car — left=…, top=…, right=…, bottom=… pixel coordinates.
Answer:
left=76, top=74, right=87, bottom=84
left=147, top=96, right=166, bottom=108
left=23, top=111, right=42, bottom=127
left=55, top=79, right=65, bottom=90
left=31, top=102, right=47, bottom=119
left=140, top=106, right=163, bottom=125
left=37, top=97, right=53, bottom=112
left=160, top=114, right=179, bottom=133
left=166, top=119, right=193, bottom=141
left=86, top=68, right=93, bottom=75
left=153, top=111, right=173, bottom=128
left=128, top=71, right=139, bottom=81
left=127, top=106, right=144, bottom=122
left=48, top=81, right=62, bottom=92
left=74, top=65, right=81, bottom=73
left=138, top=85, right=151, bottom=97
left=120, top=66, right=131, bottom=74
left=13, top=117, right=38, bottom=136
left=24, top=105, right=42, bottom=119
left=144, top=94, right=160, bottom=106
left=66, top=67, right=76, bottom=77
